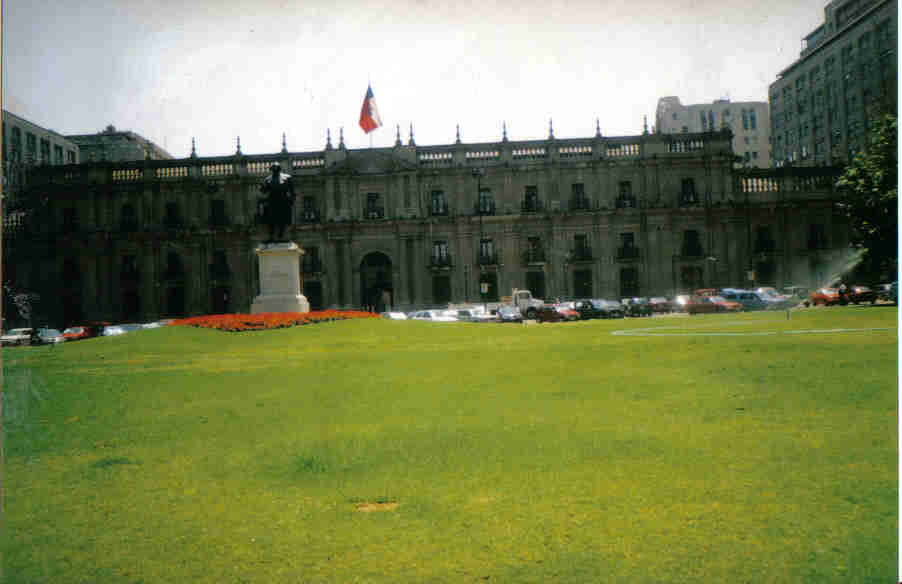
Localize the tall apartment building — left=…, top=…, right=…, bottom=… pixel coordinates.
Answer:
left=2, top=110, right=80, bottom=197
left=656, top=97, right=771, bottom=168
left=67, top=125, right=173, bottom=163
left=769, top=0, right=897, bottom=167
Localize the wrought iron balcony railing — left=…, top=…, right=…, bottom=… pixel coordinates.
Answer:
left=616, top=196, right=637, bottom=209
left=430, top=202, right=449, bottom=216
left=678, top=193, right=700, bottom=207
left=616, top=246, right=641, bottom=260
left=300, top=209, right=321, bottom=223
left=474, top=201, right=496, bottom=216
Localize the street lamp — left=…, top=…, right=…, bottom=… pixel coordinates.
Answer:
left=472, top=167, right=486, bottom=314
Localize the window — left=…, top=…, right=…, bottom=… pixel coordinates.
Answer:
left=700, top=111, right=707, bottom=129
left=121, top=203, right=137, bottom=231
left=430, top=190, right=448, bottom=216
left=477, top=187, right=494, bottom=215
left=40, top=139, right=50, bottom=164
left=620, top=267, right=639, bottom=297
left=573, top=234, right=591, bottom=260
left=681, top=126, right=688, bottom=133
left=752, top=151, right=758, bottom=159
left=522, top=185, right=540, bottom=212
left=672, top=112, right=678, bottom=120
left=302, top=246, right=322, bottom=274
left=616, top=181, right=635, bottom=208
left=742, top=109, right=749, bottom=130
left=53, top=145, right=63, bottom=165
left=680, top=178, right=697, bottom=206
left=301, top=195, right=319, bottom=222
left=432, top=240, right=450, bottom=265
left=365, top=193, right=383, bottom=219
left=755, top=226, right=774, bottom=252
left=809, top=224, right=827, bottom=249
left=744, top=152, right=751, bottom=163
left=164, top=202, right=181, bottom=227
left=618, top=233, right=637, bottom=259
left=25, top=132, right=36, bottom=162
left=479, top=238, right=495, bottom=264
left=708, top=110, right=714, bottom=129
left=681, top=230, right=703, bottom=257
left=749, top=111, right=757, bottom=130
left=210, top=199, right=227, bottom=226
left=571, top=183, right=588, bottom=210
left=744, top=136, right=750, bottom=145
left=66, top=150, right=76, bottom=164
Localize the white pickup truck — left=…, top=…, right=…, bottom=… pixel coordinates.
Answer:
left=450, top=288, right=545, bottom=320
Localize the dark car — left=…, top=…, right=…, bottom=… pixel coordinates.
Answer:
left=848, top=285, right=877, bottom=304
left=648, top=297, right=672, bottom=314
left=622, top=297, right=653, bottom=317
left=572, top=299, right=601, bottom=320
left=535, top=306, right=564, bottom=323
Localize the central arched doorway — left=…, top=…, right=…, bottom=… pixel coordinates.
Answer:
left=360, top=252, right=393, bottom=312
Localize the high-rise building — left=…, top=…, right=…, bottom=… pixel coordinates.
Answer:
left=769, top=0, right=897, bottom=167
left=656, top=97, right=771, bottom=168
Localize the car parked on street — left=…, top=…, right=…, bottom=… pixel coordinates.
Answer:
left=36, top=328, right=65, bottom=344
left=596, top=300, right=625, bottom=318
left=380, top=312, right=408, bottom=320
left=411, top=310, right=458, bottom=322
left=808, top=288, right=839, bottom=306
left=553, top=303, right=581, bottom=321
left=571, top=299, right=600, bottom=320
left=496, top=306, right=524, bottom=323
left=848, top=285, right=878, bottom=304
left=688, top=295, right=743, bottom=314
left=63, top=324, right=104, bottom=341
left=1, top=328, right=35, bottom=346
left=721, top=289, right=769, bottom=311
left=535, top=306, right=564, bottom=323
left=648, top=297, right=673, bottom=314
left=622, top=297, right=653, bottom=317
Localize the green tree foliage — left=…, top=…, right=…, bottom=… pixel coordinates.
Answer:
left=836, top=114, right=898, bottom=281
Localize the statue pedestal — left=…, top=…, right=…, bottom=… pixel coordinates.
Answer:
left=250, top=242, right=310, bottom=314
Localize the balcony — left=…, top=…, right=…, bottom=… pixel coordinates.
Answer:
left=301, top=257, right=324, bottom=274
left=474, top=201, right=496, bottom=216
left=616, top=246, right=641, bottom=261
left=477, top=252, right=499, bottom=266
left=299, top=208, right=321, bottom=223
left=678, top=193, right=700, bottom=207
left=570, top=197, right=591, bottom=211
left=364, top=206, right=384, bottom=220
left=615, top=196, right=637, bottom=209
left=522, top=248, right=546, bottom=265
left=209, top=264, right=232, bottom=281
left=570, top=246, right=593, bottom=262
left=430, top=201, right=449, bottom=217
left=521, top=199, right=545, bottom=214
left=429, top=255, right=453, bottom=270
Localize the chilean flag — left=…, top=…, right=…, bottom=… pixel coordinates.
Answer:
left=359, top=85, right=382, bottom=134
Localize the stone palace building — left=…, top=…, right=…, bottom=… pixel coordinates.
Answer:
left=6, top=126, right=847, bottom=326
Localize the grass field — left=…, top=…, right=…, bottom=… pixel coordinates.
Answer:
left=2, top=307, right=897, bottom=583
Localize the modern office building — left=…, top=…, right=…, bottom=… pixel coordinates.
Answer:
left=67, top=125, right=173, bottom=163
left=769, top=0, right=897, bottom=166
left=6, top=127, right=846, bottom=326
left=2, top=110, right=80, bottom=198
left=655, top=97, right=771, bottom=168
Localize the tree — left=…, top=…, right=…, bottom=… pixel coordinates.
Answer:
left=835, top=114, right=898, bottom=282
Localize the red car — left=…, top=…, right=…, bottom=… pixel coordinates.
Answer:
left=808, top=288, right=839, bottom=306
left=62, top=324, right=103, bottom=341
left=687, top=295, right=743, bottom=314
left=649, top=297, right=672, bottom=313
left=553, top=304, right=581, bottom=321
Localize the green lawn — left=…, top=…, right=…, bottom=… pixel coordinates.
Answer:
left=3, top=307, right=897, bottom=583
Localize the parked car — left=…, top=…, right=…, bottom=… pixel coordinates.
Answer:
left=672, top=295, right=691, bottom=313
left=535, top=306, right=564, bottom=323
left=553, top=303, right=581, bottom=321
left=783, top=285, right=809, bottom=300
left=848, top=285, right=877, bottom=304
left=36, top=328, right=65, bottom=344
left=103, top=325, right=126, bottom=336
left=1, top=328, right=34, bottom=346
left=721, top=289, right=769, bottom=311
left=380, top=312, right=408, bottom=320
left=496, top=306, right=524, bottom=323
left=808, top=288, right=839, bottom=306
left=875, top=283, right=894, bottom=302
left=688, top=295, right=743, bottom=314
left=648, top=297, right=673, bottom=314
left=63, top=324, right=103, bottom=341
left=694, top=288, right=718, bottom=297
left=572, top=299, right=601, bottom=320
left=622, top=297, right=653, bottom=317
left=410, top=310, right=458, bottom=322
left=595, top=299, right=625, bottom=319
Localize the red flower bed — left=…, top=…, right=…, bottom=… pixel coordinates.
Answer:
left=171, top=310, right=379, bottom=332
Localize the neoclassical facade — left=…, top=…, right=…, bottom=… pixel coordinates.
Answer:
left=6, top=128, right=848, bottom=326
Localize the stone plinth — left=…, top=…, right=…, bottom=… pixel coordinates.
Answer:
left=250, top=242, right=310, bottom=314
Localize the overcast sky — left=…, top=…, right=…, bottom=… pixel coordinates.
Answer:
left=3, top=0, right=826, bottom=158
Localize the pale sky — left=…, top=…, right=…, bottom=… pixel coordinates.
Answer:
left=3, top=0, right=826, bottom=158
